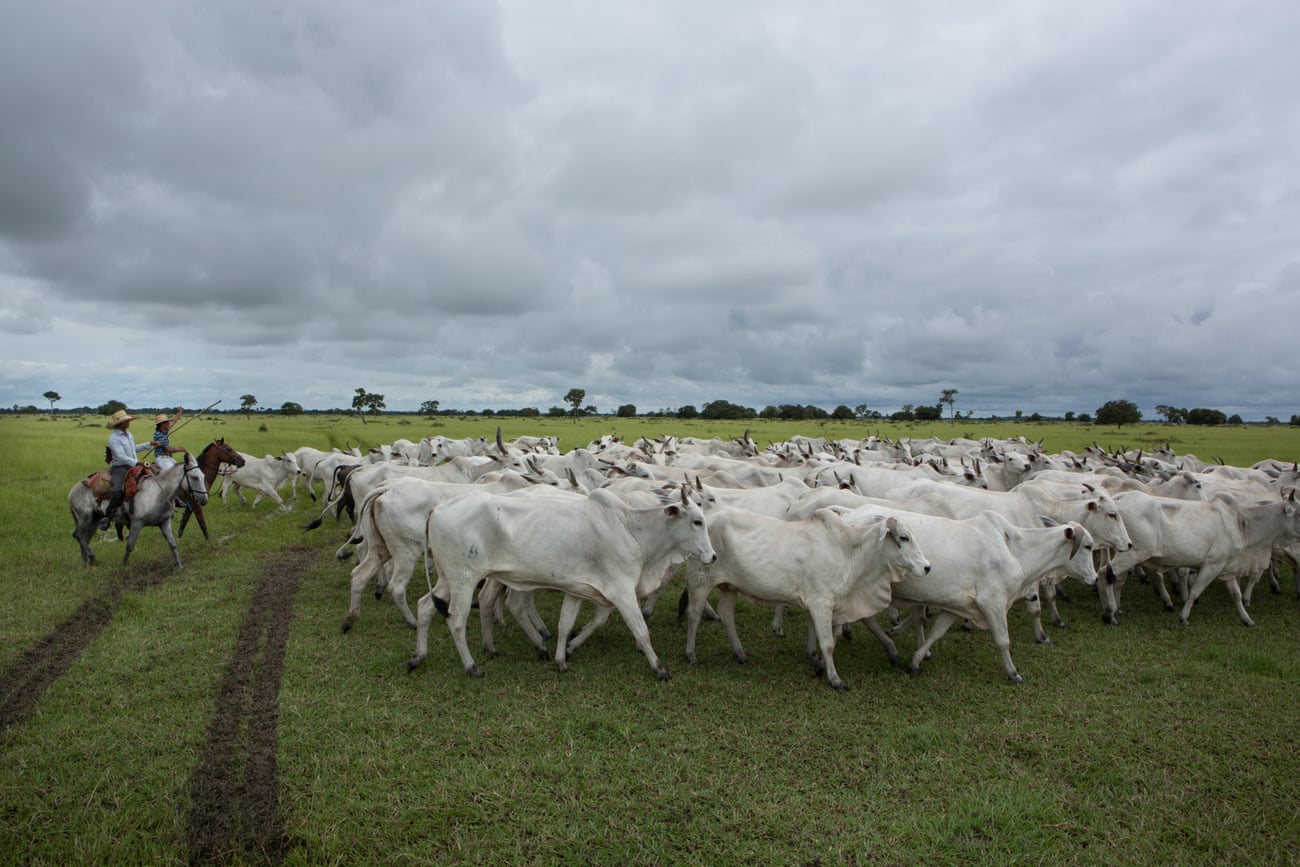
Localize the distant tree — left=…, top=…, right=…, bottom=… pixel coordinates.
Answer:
left=940, top=389, right=959, bottom=422
left=351, top=387, right=385, bottom=423
left=1186, top=407, right=1228, bottom=426
left=583, top=404, right=598, bottom=416
left=280, top=401, right=303, bottom=415
left=1095, top=399, right=1141, bottom=428
left=240, top=394, right=258, bottom=417
left=760, top=405, right=779, bottom=419
left=547, top=406, right=567, bottom=417
left=1078, top=412, right=1092, bottom=423
left=1155, top=404, right=1188, bottom=424
left=563, top=388, right=586, bottom=418
left=1291, top=415, right=1300, bottom=427
left=1228, top=414, right=1243, bottom=425
left=1029, top=412, right=1043, bottom=422
left=889, top=405, right=915, bottom=422
left=854, top=403, right=870, bottom=419
left=678, top=404, right=699, bottom=419
left=701, top=399, right=756, bottom=420
left=1064, top=411, right=1075, bottom=422
left=43, top=390, right=60, bottom=416
left=98, top=399, right=127, bottom=416
left=616, top=404, right=637, bottom=418
left=915, top=404, right=942, bottom=421
left=831, top=405, right=855, bottom=420
left=420, top=400, right=440, bottom=417
left=1265, top=416, right=1280, bottom=426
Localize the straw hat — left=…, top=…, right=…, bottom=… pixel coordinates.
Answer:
left=153, top=413, right=174, bottom=426
left=106, top=409, right=139, bottom=429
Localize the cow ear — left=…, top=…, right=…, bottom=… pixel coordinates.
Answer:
left=1039, top=515, right=1059, bottom=527
left=664, top=504, right=681, bottom=518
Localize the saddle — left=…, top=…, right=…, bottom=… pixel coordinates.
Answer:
left=83, top=464, right=154, bottom=504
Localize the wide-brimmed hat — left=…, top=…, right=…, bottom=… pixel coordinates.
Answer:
left=106, top=409, right=140, bottom=429
left=153, top=413, right=175, bottom=426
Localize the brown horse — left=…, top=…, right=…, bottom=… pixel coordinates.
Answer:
left=178, top=439, right=245, bottom=539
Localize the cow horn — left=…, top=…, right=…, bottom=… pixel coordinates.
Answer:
left=1067, top=526, right=1082, bottom=559
left=680, top=484, right=689, bottom=505
left=496, top=426, right=506, bottom=455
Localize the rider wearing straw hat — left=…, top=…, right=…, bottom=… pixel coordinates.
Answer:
left=150, top=407, right=186, bottom=470
left=101, top=409, right=153, bottom=530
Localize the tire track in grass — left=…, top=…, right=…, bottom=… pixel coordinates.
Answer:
left=186, top=545, right=316, bottom=866
left=0, top=562, right=170, bottom=730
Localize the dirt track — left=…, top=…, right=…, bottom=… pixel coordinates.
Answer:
left=0, top=545, right=318, bottom=865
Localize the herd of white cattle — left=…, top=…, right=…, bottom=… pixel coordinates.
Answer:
left=214, top=430, right=1300, bottom=690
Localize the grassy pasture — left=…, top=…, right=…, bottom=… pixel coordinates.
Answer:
left=1, top=413, right=1299, bottom=864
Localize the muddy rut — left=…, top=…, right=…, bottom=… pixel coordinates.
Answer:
left=0, top=544, right=319, bottom=865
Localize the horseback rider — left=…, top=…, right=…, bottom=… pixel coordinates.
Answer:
left=150, top=407, right=186, bottom=470
left=101, top=409, right=153, bottom=530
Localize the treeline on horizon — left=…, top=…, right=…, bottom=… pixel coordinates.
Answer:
left=8, top=396, right=1300, bottom=427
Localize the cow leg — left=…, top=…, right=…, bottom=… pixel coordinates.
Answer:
left=806, top=606, right=847, bottom=691
left=1023, top=592, right=1051, bottom=645
left=984, top=605, right=1024, bottom=684
left=384, top=552, right=420, bottom=629
left=771, top=604, right=786, bottom=637
left=1224, top=576, right=1257, bottom=627
left=344, top=549, right=388, bottom=632
left=566, top=603, right=613, bottom=655
left=503, top=587, right=551, bottom=660
left=1042, top=581, right=1068, bottom=629
left=681, top=571, right=716, bottom=664
left=1179, top=565, right=1224, bottom=626
left=606, top=586, right=669, bottom=680
left=522, top=591, right=552, bottom=640
left=476, top=579, right=505, bottom=659
left=907, top=611, right=959, bottom=676
left=715, top=590, right=749, bottom=664
left=553, top=594, right=584, bottom=673
left=861, top=616, right=900, bottom=665
left=1099, top=566, right=1126, bottom=624
left=443, top=580, right=483, bottom=677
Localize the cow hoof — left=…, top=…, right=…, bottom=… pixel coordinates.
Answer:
left=341, top=620, right=353, bottom=634
left=830, top=681, right=849, bottom=692
left=405, top=655, right=424, bottom=671
left=655, top=668, right=671, bottom=681
left=772, top=629, right=785, bottom=638
left=1055, top=588, right=1073, bottom=603
left=1241, top=619, right=1256, bottom=628
left=1008, top=673, right=1025, bottom=685
left=906, top=664, right=921, bottom=677
left=685, top=653, right=698, bottom=665
left=535, top=648, right=550, bottom=661
left=1036, top=636, right=1053, bottom=646
left=1053, top=619, right=1068, bottom=629
left=484, top=649, right=499, bottom=659
left=1162, top=602, right=1175, bottom=612
left=374, top=589, right=384, bottom=600
left=467, top=664, right=485, bottom=679
left=557, top=662, right=569, bottom=673
left=734, top=652, right=750, bottom=665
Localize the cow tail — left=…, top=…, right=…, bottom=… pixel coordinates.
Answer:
left=423, top=507, right=449, bottom=617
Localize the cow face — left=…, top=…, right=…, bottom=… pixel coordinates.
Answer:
left=664, top=486, right=716, bottom=564
left=1061, top=523, right=1098, bottom=585
left=1083, top=490, right=1133, bottom=551
left=879, top=516, right=931, bottom=579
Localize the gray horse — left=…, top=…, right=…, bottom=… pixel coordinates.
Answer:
left=68, top=453, right=209, bottom=568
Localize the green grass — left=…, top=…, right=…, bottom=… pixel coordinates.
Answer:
left=1, top=414, right=1299, bottom=864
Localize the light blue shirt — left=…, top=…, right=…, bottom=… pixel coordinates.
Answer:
left=107, top=428, right=152, bottom=467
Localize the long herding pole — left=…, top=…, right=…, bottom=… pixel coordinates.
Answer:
left=167, top=399, right=221, bottom=435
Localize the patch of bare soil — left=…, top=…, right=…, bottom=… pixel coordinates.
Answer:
left=185, top=545, right=316, bottom=866
left=0, top=560, right=172, bottom=730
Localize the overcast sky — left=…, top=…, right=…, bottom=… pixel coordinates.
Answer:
left=3, top=1, right=1298, bottom=420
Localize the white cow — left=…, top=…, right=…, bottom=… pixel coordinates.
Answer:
left=679, top=508, right=930, bottom=691
left=836, top=507, right=1097, bottom=683
left=1100, top=489, right=1300, bottom=626
left=339, top=474, right=572, bottom=630
left=408, top=486, right=716, bottom=680
left=221, top=451, right=301, bottom=511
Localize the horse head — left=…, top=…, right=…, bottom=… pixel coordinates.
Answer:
left=182, top=453, right=210, bottom=507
